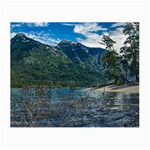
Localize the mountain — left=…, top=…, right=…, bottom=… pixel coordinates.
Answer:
left=56, top=40, right=106, bottom=71
left=11, top=33, right=107, bottom=88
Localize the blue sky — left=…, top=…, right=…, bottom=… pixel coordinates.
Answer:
left=11, top=22, right=127, bottom=51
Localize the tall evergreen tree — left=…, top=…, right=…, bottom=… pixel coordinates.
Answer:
left=101, top=35, right=123, bottom=84
left=120, top=22, right=139, bottom=82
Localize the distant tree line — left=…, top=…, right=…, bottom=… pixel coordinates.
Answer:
left=101, top=22, right=139, bottom=85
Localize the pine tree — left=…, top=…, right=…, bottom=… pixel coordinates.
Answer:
left=101, top=35, right=123, bottom=84
left=121, top=22, right=139, bottom=82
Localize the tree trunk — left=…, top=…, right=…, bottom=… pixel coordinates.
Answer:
left=135, top=74, right=139, bottom=82
left=125, top=69, right=128, bottom=81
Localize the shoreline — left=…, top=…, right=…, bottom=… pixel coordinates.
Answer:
left=11, top=84, right=139, bottom=94
left=86, top=84, right=139, bottom=93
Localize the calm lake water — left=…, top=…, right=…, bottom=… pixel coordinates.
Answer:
left=11, top=88, right=139, bottom=127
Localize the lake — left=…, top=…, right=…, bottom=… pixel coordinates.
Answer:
left=11, top=88, right=139, bottom=127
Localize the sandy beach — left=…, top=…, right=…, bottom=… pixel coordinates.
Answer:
left=87, top=84, right=139, bottom=93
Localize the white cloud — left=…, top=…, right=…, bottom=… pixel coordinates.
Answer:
left=73, top=22, right=126, bottom=52
left=77, top=33, right=105, bottom=48
left=63, top=22, right=107, bottom=48
left=27, top=22, right=49, bottom=27
left=110, top=27, right=127, bottom=53
left=10, top=23, right=22, bottom=30
left=73, top=23, right=108, bottom=48
left=25, top=32, right=60, bottom=45
left=74, top=22, right=107, bottom=35
left=34, top=22, right=49, bottom=27
left=10, top=32, right=17, bottom=39
left=62, top=23, right=75, bottom=26
left=111, top=22, right=126, bottom=28
left=11, top=22, right=49, bottom=28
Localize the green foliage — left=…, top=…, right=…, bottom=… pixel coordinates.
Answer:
left=120, top=22, right=139, bottom=82
left=101, top=35, right=124, bottom=85
left=101, top=35, right=116, bottom=51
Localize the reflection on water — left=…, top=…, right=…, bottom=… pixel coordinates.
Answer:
left=11, top=88, right=139, bottom=127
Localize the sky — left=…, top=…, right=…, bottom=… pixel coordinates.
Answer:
left=11, top=22, right=127, bottom=52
